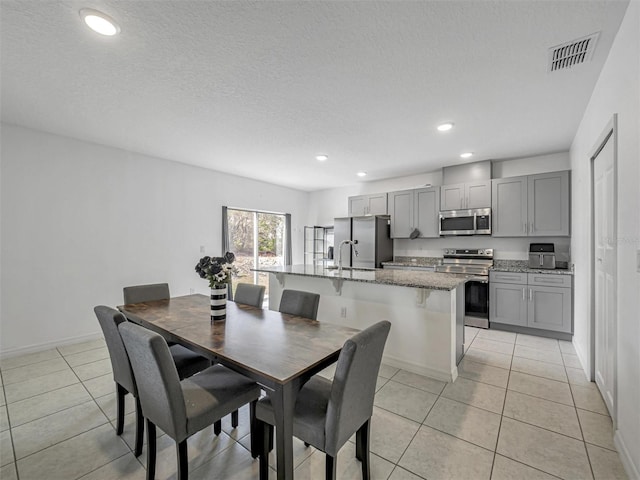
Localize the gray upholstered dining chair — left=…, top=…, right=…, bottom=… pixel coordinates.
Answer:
left=123, top=282, right=241, bottom=431
left=278, top=289, right=321, bottom=320
left=94, top=306, right=211, bottom=457
left=119, top=322, right=261, bottom=480
left=256, top=320, right=391, bottom=480
left=234, top=283, right=266, bottom=308
left=123, top=283, right=171, bottom=305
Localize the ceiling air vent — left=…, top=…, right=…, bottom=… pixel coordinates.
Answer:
left=548, top=32, right=600, bottom=72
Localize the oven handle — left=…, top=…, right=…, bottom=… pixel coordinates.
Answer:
left=466, top=276, right=488, bottom=283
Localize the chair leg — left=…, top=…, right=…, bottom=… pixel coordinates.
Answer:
left=146, top=420, right=157, bottom=480
left=249, top=400, right=259, bottom=458
left=134, top=397, right=144, bottom=457
left=177, top=440, right=188, bottom=480
left=231, top=409, right=239, bottom=428
left=259, top=420, right=270, bottom=480
left=116, top=384, right=126, bottom=435
left=325, top=454, right=337, bottom=480
left=214, top=419, right=222, bottom=435
left=356, top=420, right=371, bottom=480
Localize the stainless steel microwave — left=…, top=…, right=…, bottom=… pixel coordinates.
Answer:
left=439, top=208, right=491, bottom=236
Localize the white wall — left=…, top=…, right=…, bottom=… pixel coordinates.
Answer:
left=569, top=1, right=640, bottom=477
left=0, top=124, right=309, bottom=354
left=492, top=152, right=570, bottom=178
left=308, top=152, right=571, bottom=260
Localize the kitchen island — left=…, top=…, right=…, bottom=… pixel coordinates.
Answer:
left=253, top=264, right=468, bottom=382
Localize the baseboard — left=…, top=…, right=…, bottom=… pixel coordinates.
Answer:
left=0, top=331, right=103, bottom=359
left=573, top=338, right=590, bottom=378
left=382, top=354, right=457, bottom=383
left=614, top=430, right=640, bottom=480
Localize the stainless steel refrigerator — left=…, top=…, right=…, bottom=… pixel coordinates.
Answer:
left=333, top=216, right=394, bottom=268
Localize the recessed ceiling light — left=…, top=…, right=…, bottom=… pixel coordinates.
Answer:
left=315, top=154, right=328, bottom=161
left=460, top=152, right=474, bottom=159
left=356, top=171, right=367, bottom=177
left=437, top=123, right=454, bottom=132
left=80, top=9, right=120, bottom=36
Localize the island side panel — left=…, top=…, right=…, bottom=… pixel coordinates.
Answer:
left=267, top=273, right=457, bottom=382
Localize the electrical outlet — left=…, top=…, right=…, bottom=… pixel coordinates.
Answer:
left=189, top=288, right=195, bottom=294
left=340, top=307, right=347, bottom=318
left=200, top=245, right=205, bottom=254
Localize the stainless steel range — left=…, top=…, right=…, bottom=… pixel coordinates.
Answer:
left=435, top=248, right=494, bottom=328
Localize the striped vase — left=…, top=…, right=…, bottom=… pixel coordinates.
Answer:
left=210, top=285, right=227, bottom=323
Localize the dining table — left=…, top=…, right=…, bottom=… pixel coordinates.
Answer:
left=118, top=293, right=360, bottom=480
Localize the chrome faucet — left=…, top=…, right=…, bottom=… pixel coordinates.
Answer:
left=337, top=240, right=359, bottom=274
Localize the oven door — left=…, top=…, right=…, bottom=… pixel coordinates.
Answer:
left=465, top=277, right=489, bottom=328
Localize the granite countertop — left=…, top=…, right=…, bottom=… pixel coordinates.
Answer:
left=253, top=264, right=468, bottom=291
left=381, top=256, right=441, bottom=268
left=491, top=260, right=574, bottom=275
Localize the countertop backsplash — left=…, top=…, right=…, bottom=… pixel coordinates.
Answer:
left=392, top=237, right=571, bottom=263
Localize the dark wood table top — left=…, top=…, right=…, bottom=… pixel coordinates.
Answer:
left=119, top=294, right=359, bottom=385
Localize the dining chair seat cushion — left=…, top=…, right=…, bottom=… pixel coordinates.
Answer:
left=256, top=375, right=332, bottom=449
left=168, top=344, right=210, bottom=380
left=183, top=364, right=260, bottom=436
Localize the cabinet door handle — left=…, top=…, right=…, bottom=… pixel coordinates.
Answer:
left=529, top=288, right=533, bottom=302
left=460, top=198, right=463, bottom=209
left=522, top=287, right=526, bottom=301
left=523, top=222, right=527, bottom=234
left=530, top=222, right=534, bottom=233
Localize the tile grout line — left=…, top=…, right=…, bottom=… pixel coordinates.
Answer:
left=0, top=368, right=21, bottom=480
left=489, top=354, right=511, bottom=480
left=385, top=367, right=438, bottom=478
left=563, top=351, right=597, bottom=480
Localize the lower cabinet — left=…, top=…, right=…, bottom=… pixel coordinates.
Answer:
left=489, top=272, right=572, bottom=334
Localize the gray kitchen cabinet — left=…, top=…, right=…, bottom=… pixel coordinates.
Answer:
left=441, top=183, right=465, bottom=211
left=348, top=193, right=388, bottom=216
left=415, top=187, right=440, bottom=238
left=490, top=281, right=528, bottom=327
left=528, top=285, right=572, bottom=332
left=528, top=171, right=570, bottom=236
left=489, top=271, right=572, bottom=334
left=440, top=181, right=491, bottom=210
left=492, top=170, right=570, bottom=237
left=492, top=175, right=528, bottom=236
left=388, top=190, right=413, bottom=238
left=388, top=187, right=440, bottom=238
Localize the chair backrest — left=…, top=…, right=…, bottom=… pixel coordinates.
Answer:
left=123, top=283, right=170, bottom=305
left=93, top=306, right=137, bottom=395
left=278, top=289, right=320, bottom=320
left=118, top=322, right=187, bottom=442
left=234, top=283, right=266, bottom=308
left=324, top=320, right=391, bottom=456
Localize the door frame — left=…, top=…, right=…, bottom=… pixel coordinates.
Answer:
left=589, top=114, right=618, bottom=422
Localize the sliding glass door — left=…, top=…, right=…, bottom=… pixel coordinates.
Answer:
left=225, top=208, right=289, bottom=304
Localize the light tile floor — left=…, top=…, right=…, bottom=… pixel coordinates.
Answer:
left=0, top=328, right=629, bottom=479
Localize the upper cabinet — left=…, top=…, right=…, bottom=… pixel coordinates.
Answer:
left=440, top=181, right=491, bottom=210
left=348, top=193, right=388, bottom=216
left=492, top=170, right=570, bottom=237
left=388, top=187, right=440, bottom=239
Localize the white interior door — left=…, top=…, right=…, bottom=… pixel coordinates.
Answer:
left=593, top=130, right=616, bottom=419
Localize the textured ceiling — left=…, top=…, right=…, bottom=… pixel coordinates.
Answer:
left=0, top=1, right=629, bottom=191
